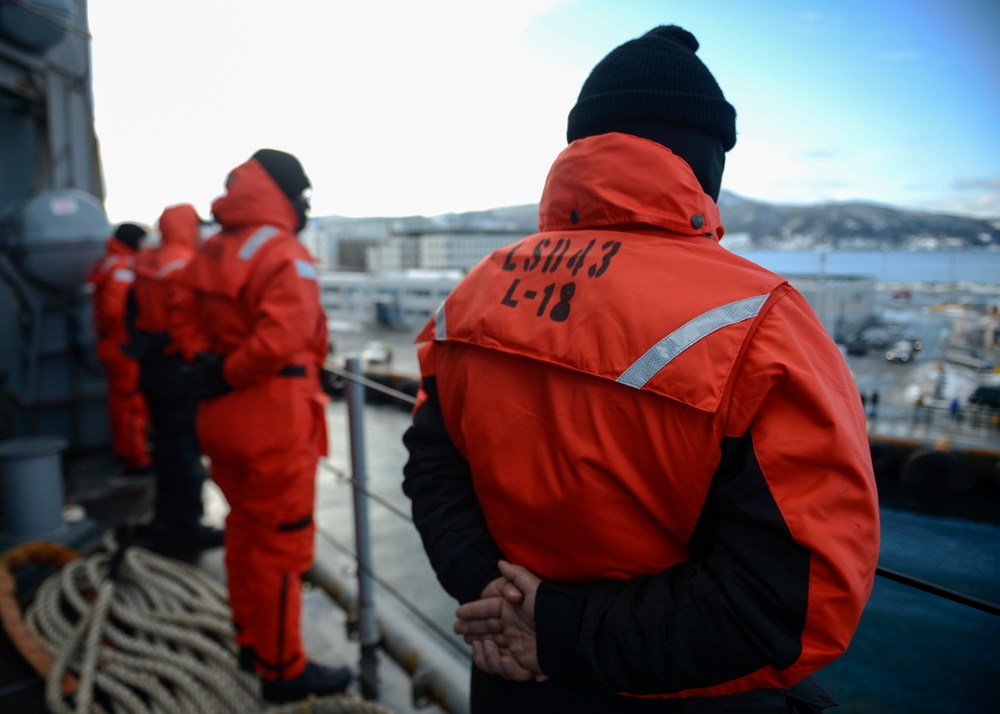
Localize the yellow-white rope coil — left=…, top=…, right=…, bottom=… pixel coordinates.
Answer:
left=23, top=533, right=394, bottom=713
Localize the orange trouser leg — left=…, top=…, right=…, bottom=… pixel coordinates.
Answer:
left=211, top=448, right=317, bottom=681
left=101, top=350, right=150, bottom=469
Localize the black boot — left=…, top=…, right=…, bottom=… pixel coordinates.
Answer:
left=173, top=523, right=225, bottom=550
left=239, top=646, right=256, bottom=673
left=147, top=522, right=225, bottom=553
left=261, top=662, right=352, bottom=703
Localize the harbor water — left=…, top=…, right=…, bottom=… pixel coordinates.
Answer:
left=727, top=248, right=1000, bottom=285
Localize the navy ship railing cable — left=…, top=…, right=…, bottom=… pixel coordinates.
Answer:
left=321, top=364, right=473, bottom=665
left=313, top=513, right=470, bottom=660
left=874, top=566, right=1000, bottom=616
left=320, top=458, right=413, bottom=523
left=323, top=365, right=1000, bottom=634
left=325, top=365, right=418, bottom=406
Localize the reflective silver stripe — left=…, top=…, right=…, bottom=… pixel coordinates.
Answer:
left=238, top=225, right=280, bottom=260
left=112, top=268, right=135, bottom=282
left=434, top=302, right=447, bottom=341
left=295, top=259, right=317, bottom=279
left=617, top=293, right=770, bottom=389
left=155, top=259, right=186, bottom=279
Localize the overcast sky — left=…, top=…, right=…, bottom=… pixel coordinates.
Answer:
left=88, top=0, right=1000, bottom=225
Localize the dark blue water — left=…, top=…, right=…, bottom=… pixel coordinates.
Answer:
left=728, top=249, right=1000, bottom=285
left=733, top=250, right=1000, bottom=285
left=822, top=507, right=1000, bottom=713
left=317, top=402, right=1000, bottom=713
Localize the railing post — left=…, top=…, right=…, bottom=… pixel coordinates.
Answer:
left=345, top=356, right=380, bottom=699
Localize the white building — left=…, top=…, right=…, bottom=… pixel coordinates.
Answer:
left=363, top=231, right=525, bottom=273
left=366, top=237, right=421, bottom=272
left=784, top=274, right=876, bottom=341
left=319, top=270, right=463, bottom=329
left=312, top=218, right=877, bottom=338
left=417, top=232, right=524, bottom=271
left=318, top=268, right=875, bottom=338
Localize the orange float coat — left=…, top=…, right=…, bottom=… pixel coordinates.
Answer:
left=86, top=236, right=150, bottom=470
left=130, top=203, right=207, bottom=533
left=403, top=133, right=880, bottom=705
left=132, top=204, right=199, bottom=338
left=172, top=158, right=328, bottom=682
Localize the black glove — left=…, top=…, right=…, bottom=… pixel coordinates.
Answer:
left=179, top=352, right=232, bottom=400
left=198, top=352, right=231, bottom=399
left=120, top=331, right=170, bottom=360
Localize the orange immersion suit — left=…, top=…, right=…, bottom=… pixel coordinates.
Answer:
left=130, top=203, right=206, bottom=534
left=403, top=133, right=880, bottom=710
left=86, top=237, right=151, bottom=471
left=171, top=158, right=329, bottom=681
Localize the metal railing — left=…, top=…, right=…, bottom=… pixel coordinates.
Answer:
left=314, top=359, right=470, bottom=714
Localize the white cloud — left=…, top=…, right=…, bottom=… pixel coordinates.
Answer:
left=85, top=0, right=1000, bottom=223
left=90, top=0, right=572, bottom=222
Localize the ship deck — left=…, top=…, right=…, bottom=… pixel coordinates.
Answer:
left=0, top=451, right=448, bottom=714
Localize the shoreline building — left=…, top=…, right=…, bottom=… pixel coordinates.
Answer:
left=319, top=269, right=462, bottom=330
left=314, top=222, right=877, bottom=337
left=784, top=274, right=876, bottom=342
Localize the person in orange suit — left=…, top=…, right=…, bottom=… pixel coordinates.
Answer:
left=126, top=203, right=223, bottom=550
left=86, top=222, right=151, bottom=475
left=172, top=149, right=350, bottom=703
left=403, top=25, right=879, bottom=714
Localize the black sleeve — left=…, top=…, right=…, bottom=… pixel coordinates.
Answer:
left=121, top=286, right=171, bottom=359
left=536, top=431, right=811, bottom=694
left=402, top=375, right=505, bottom=604
left=124, top=286, right=139, bottom=342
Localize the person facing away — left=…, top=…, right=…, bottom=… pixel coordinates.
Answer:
left=125, top=203, right=223, bottom=551
left=86, top=222, right=152, bottom=476
left=402, top=25, right=880, bottom=714
left=170, top=149, right=351, bottom=703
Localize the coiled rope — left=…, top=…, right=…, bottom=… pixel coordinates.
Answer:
left=12, top=533, right=394, bottom=713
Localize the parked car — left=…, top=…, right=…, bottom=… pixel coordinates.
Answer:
left=846, top=337, right=869, bottom=356
left=969, top=385, right=1000, bottom=409
left=885, top=340, right=915, bottom=363
left=361, top=340, right=393, bottom=365
left=862, top=327, right=893, bottom=349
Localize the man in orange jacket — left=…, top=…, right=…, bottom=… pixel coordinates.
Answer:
left=172, top=149, right=350, bottom=703
left=127, top=203, right=223, bottom=550
left=87, top=222, right=151, bottom=475
left=403, top=26, right=880, bottom=713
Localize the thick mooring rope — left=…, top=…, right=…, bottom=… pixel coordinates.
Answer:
left=19, top=535, right=394, bottom=714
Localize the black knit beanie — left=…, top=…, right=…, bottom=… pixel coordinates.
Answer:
left=114, top=222, right=147, bottom=250
left=252, top=149, right=311, bottom=200
left=566, top=25, right=736, bottom=151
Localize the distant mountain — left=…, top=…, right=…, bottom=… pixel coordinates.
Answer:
left=317, top=193, right=1000, bottom=251
left=423, top=204, right=540, bottom=233
left=716, top=191, right=1000, bottom=251
left=314, top=205, right=540, bottom=237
